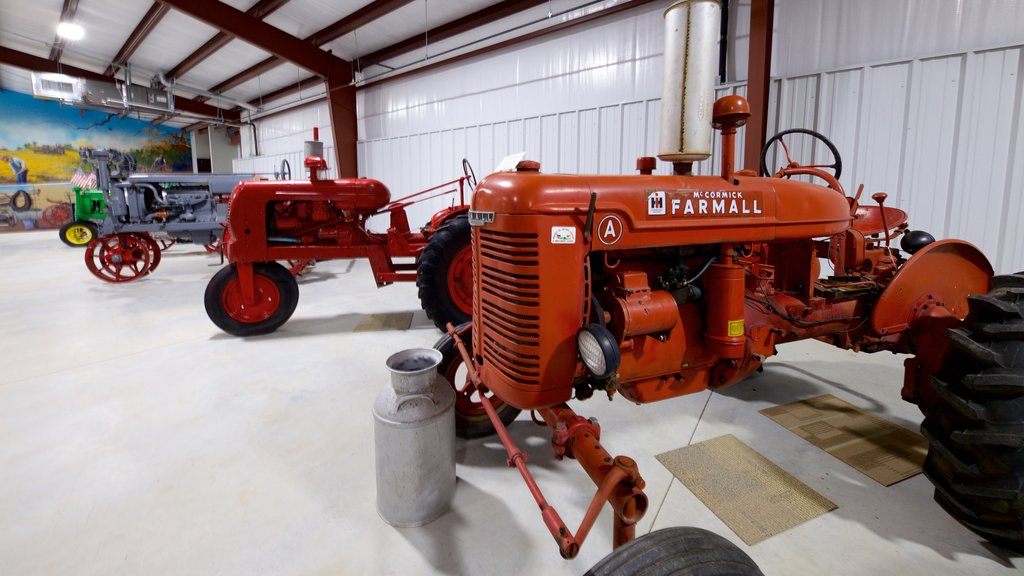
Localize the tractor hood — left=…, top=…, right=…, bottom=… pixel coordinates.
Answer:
left=472, top=170, right=852, bottom=249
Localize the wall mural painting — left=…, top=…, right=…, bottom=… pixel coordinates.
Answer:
left=0, top=89, right=191, bottom=233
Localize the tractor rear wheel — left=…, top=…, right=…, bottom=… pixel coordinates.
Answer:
left=205, top=262, right=299, bottom=336
left=920, top=271, right=1024, bottom=552
left=418, top=215, right=473, bottom=332
left=59, top=221, right=97, bottom=247
left=434, top=323, right=521, bottom=439
left=585, top=527, right=763, bottom=576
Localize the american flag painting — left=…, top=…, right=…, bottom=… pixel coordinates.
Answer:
left=70, top=167, right=97, bottom=189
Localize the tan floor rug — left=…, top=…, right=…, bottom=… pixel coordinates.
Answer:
left=759, top=394, right=927, bottom=486
left=656, top=434, right=836, bottom=545
left=353, top=312, right=413, bottom=332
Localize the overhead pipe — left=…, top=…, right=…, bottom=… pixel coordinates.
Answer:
left=157, top=72, right=259, bottom=111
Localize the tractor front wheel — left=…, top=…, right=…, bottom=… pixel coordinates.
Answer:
left=205, top=262, right=299, bottom=336
left=85, top=233, right=154, bottom=282
left=921, top=271, right=1024, bottom=552
left=585, top=527, right=763, bottom=576
left=434, top=323, right=521, bottom=439
left=418, top=215, right=473, bottom=331
left=59, top=221, right=98, bottom=247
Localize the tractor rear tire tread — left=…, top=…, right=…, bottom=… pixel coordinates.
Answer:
left=418, top=215, right=472, bottom=332
left=584, top=527, right=763, bottom=576
left=963, top=372, right=1024, bottom=396
left=990, top=272, right=1024, bottom=290
left=920, top=272, right=1024, bottom=552
left=945, top=328, right=1002, bottom=367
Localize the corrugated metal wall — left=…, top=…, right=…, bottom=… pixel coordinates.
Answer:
left=355, top=3, right=1024, bottom=273
left=233, top=101, right=338, bottom=180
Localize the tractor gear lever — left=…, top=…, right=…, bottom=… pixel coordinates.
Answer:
left=872, top=192, right=896, bottom=265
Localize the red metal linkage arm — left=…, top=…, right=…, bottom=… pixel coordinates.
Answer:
left=445, top=324, right=648, bottom=559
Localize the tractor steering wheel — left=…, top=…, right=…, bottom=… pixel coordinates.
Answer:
left=760, top=128, right=843, bottom=182
left=462, top=158, right=477, bottom=190
left=279, top=159, right=292, bottom=181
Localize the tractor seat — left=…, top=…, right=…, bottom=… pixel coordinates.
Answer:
left=852, top=205, right=908, bottom=237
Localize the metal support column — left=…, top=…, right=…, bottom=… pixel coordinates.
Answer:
left=326, top=59, right=358, bottom=177
left=743, top=0, right=774, bottom=174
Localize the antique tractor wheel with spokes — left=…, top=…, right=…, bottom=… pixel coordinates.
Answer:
left=84, top=233, right=154, bottom=282
left=433, top=323, right=521, bottom=438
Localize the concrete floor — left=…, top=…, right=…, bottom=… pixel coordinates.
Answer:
left=0, top=229, right=1021, bottom=575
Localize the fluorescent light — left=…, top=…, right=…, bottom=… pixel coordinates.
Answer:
left=56, top=22, right=84, bottom=41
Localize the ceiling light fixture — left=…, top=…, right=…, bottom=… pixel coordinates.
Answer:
left=56, top=22, right=84, bottom=41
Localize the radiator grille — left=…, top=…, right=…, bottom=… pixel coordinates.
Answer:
left=477, top=228, right=541, bottom=384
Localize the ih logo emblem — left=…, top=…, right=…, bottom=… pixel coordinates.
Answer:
left=598, top=215, right=623, bottom=245
left=648, top=191, right=666, bottom=215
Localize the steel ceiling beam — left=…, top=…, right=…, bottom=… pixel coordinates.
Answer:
left=157, top=0, right=346, bottom=78
left=104, top=3, right=170, bottom=76
left=163, top=0, right=293, bottom=82
left=355, top=0, right=546, bottom=72
left=261, top=0, right=659, bottom=103
left=48, top=0, right=80, bottom=62
left=0, top=46, right=240, bottom=122
left=199, top=0, right=411, bottom=100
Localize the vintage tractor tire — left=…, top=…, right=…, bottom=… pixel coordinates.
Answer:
left=59, top=220, right=98, bottom=247
left=418, top=215, right=473, bottom=332
left=10, top=190, right=32, bottom=212
left=434, top=323, right=522, bottom=439
left=584, top=527, right=763, bottom=576
left=920, top=271, right=1024, bottom=552
left=205, top=262, right=299, bottom=337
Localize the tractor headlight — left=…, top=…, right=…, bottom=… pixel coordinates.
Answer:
left=577, top=324, right=620, bottom=379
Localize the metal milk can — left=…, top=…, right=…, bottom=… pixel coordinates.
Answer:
left=373, top=347, right=456, bottom=527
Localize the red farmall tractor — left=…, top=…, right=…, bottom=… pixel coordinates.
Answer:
left=436, top=0, right=1022, bottom=567
left=204, top=145, right=477, bottom=337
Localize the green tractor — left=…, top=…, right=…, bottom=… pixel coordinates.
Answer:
left=58, top=186, right=106, bottom=247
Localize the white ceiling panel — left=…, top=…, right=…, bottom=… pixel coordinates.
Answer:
left=222, top=0, right=259, bottom=10
left=70, top=0, right=156, bottom=69
left=125, top=11, right=220, bottom=80
left=0, top=0, right=603, bottom=125
left=263, top=0, right=372, bottom=40
left=221, top=62, right=320, bottom=106
left=0, top=64, right=34, bottom=94
left=0, top=0, right=65, bottom=59
left=176, top=38, right=273, bottom=92
left=320, top=0, right=498, bottom=62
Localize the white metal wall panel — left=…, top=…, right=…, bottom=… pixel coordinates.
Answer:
left=774, top=0, right=1024, bottom=79
left=900, top=56, right=964, bottom=239
left=1006, top=90, right=1024, bottom=274
left=948, top=48, right=1022, bottom=270
left=233, top=101, right=338, bottom=180
left=235, top=2, right=1024, bottom=271
left=816, top=69, right=863, bottom=193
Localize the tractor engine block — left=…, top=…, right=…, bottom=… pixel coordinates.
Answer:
left=268, top=200, right=356, bottom=246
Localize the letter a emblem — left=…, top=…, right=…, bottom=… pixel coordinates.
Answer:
left=598, top=215, right=623, bottom=246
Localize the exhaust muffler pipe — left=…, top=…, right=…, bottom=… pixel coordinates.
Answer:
left=657, top=0, right=722, bottom=173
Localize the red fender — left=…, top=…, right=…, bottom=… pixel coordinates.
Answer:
left=427, top=205, right=470, bottom=235
left=871, top=239, right=992, bottom=337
